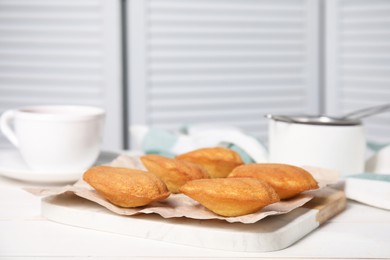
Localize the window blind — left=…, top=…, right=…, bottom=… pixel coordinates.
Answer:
left=0, top=0, right=123, bottom=149
left=128, top=0, right=320, bottom=145
left=326, top=0, right=390, bottom=144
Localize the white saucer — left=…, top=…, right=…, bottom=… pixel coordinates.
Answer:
left=0, top=149, right=120, bottom=183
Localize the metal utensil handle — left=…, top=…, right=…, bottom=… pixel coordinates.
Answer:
left=342, top=103, right=390, bottom=120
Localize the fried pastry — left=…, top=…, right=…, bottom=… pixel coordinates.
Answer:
left=83, top=166, right=170, bottom=207
left=179, top=178, right=280, bottom=217
left=229, top=163, right=319, bottom=199
left=140, top=154, right=209, bottom=193
left=176, top=147, right=244, bottom=178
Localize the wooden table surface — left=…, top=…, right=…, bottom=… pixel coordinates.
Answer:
left=0, top=175, right=389, bottom=260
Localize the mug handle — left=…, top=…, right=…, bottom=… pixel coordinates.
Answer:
left=0, top=110, right=19, bottom=147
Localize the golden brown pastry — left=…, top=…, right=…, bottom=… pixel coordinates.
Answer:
left=140, top=154, right=209, bottom=193
left=83, top=166, right=170, bottom=207
left=179, top=178, right=280, bottom=217
left=176, top=147, right=244, bottom=178
left=229, top=163, right=319, bottom=199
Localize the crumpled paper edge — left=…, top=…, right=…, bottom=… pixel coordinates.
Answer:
left=26, top=154, right=339, bottom=224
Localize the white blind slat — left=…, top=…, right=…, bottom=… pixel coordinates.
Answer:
left=326, top=0, right=390, bottom=144
left=129, top=0, right=320, bottom=142
left=0, top=0, right=123, bottom=149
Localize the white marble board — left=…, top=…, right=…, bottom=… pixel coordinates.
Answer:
left=41, top=187, right=346, bottom=252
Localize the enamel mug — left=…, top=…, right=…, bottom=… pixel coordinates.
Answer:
left=266, top=115, right=366, bottom=175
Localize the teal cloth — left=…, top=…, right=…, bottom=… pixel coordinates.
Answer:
left=142, top=127, right=256, bottom=163
left=142, top=128, right=177, bottom=158
left=367, top=142, right=389, bottom=152
left=348, top=173, right=390, bottom=182
left=225, top=143, right=255, bottom=163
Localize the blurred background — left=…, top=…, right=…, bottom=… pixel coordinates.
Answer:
left=0, top=0, right=390, bottom=150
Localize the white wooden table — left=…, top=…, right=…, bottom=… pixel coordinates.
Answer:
left=0, top=175, right=389, bottom=260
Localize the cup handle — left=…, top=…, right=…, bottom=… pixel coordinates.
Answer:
left=0, top=110, right=19, bottom=147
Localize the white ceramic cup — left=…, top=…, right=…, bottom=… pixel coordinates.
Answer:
left=0, top=105, right=105, bottom=172
left=267, top=115, right=366, bottom=175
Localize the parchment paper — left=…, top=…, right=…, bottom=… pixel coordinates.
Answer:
left=27, top=154, right=339, bottom=224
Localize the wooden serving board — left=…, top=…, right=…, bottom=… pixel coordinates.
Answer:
left=41, top=187, right=346, bottom=252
